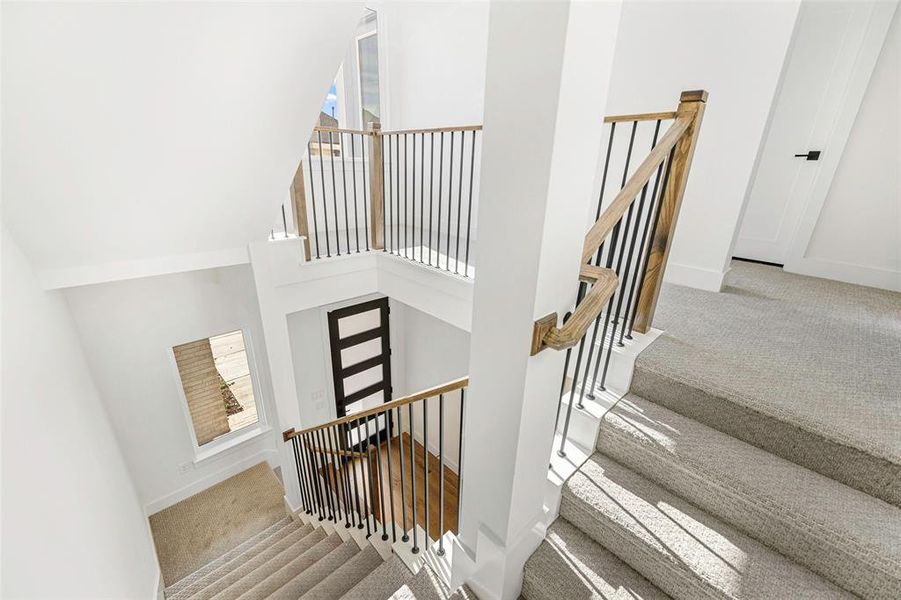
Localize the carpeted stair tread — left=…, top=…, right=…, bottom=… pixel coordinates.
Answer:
left=183, top=524, right=315, bottom=600
left=166, top=517, right=294, bottom=596
left=270, top=537, right=360, bottom=597
left=632, top=262, right=901, bottom=506
left=522, top=518, right=670, bottom=600
left=234, top=530, right=340, bottom=599
left=168, top=520, right=308, bottom=599
left=562, top=452, right=852, bottom=599
left=597, top=393, right=901, bottom=599
left=386, top=564, right=476, bottom=600
left=206, top=525, right=326, bottom=600
left=340, top=554, right=413, bottom=599
left=304, top=545, right=384, bottom=598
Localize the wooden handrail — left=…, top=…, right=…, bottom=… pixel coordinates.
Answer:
left=284, top=376, right=469, bottom=440
left=379, top=124, right=483, bottom=136
left=532, top=90, right=707, bottom=355
left=581, top=116, right=690, bottom=263
left=313, top=125, right=372, bottom=136
left=604, top=111, right=677, bottom=123
left=532, top=265, right=619, bottom=353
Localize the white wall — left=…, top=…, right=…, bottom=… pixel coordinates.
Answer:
left=805, top=6, right=900, bottom=285
left=2, top=229, right=159, bottom=599
left=2, top=2, right=364, bottom=285
left=605, top=0, right=801, bottom=290
left=64, top=265, right=280, bottom=514
left=378, top=1, right=489, bottom=130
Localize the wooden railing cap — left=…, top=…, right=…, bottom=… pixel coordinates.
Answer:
left=681, top=90, right=708, bottom=103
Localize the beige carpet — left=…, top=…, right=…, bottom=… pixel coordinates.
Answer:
left=149, top=462, right=286, bottom=586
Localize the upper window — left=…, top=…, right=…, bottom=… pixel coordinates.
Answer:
left=173, top=330, right=260, bottom=447
left=357, top=31, right=380, bottom=127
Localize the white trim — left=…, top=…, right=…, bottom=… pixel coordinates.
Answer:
left=662, top=261, right=728, bottom=292
left=144, top=449, right=279, bottom=515
left=785, top=256, right=901, bottom=292
left=39, top=246, right=250, bottom=290
left=783, top=1, right=899, bottom=279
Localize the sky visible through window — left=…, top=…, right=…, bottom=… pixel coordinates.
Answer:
left=321, top=84, right=338, bottom=119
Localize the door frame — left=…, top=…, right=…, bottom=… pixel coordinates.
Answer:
left=739, top=0, right=899, bottom=281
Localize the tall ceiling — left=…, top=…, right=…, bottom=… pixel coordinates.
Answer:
left=2, top=2, right=364, bottom=277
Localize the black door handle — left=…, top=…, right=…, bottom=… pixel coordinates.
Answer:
left=794, top=150, right=821, bottom=161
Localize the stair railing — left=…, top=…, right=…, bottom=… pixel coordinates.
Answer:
left=284, top=123, right=482, bottom=277
left=532, top=90, right=707, bottom=457
left=283, top=376, right=468, bottom=557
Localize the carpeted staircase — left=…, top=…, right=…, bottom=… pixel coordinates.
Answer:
left=523, top=263, right=901, bottom=600
left=164, top=517, right=475, bottom=599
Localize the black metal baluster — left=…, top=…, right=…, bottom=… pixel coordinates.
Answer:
left=351, top=134, right=361, bottom=252
left=588, top=121, right=638, bottom=394
left=384, top=412, right=397, bottom=542
left=372, top=416, right=388, bottom=540
left=316, top=429, right=335, bottom=521
left=422, top=398, right=429, bottom=545
left=455, top=389, right=465, bottom=538
left=412, top=134, right=417, bottom=262
left=355, top=418, right=371, bottom=534
left=463, top=131, right=477, bottom=276
left=329, top=132, right=341, bottom=255
left=558, top=283, right=587, bottom=457
left=290, top=437, right=308, bottom=514
left=624, top=158, right=664, bottom=339
left=397, top=407, right=409, bottom=542
left=435, top=132, right=445, bottom=268
left=409, top=403, right=419, bottom=553
left=420, top=132, right=425, bottom=263
left=618, top=120, right=662, bottom=345
left=281, top=204, right=288, bottom=238
left=429, top=133, right=436, bottom=266
left=327, top=426, right=348, bottom=525
left=335, top=425, right=354, bottom=528
left=437, top=393, right=445, bottom=555
left=308, top=145, right=322, bottom=258
left=454, top=131, right=465, bottom=274
left=361, top=134, right=371, bottom=251
left=395, top=135, right=401, bottom=256
left=554, top=312, right=574, bottom=431
left=305, top=434, right=325, bottom=521
left=387, top=135, right=394, bottom=254
left=402, top=134, right=408, bottom=258
left=340, top=133, right=351, bottom=253
left=317, top=131, right=331, bottom=257
left=445, top=132, right=455, bottom=270
left=345, top=423, right=362, bottom=528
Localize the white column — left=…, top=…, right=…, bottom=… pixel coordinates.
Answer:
left=452, top=1, right=622, bottom=599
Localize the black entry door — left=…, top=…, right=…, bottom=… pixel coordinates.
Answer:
left=327, top=297, right=393, bottom=446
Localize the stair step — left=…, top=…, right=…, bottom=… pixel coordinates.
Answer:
left=631, top=358, right=901, bottom=507
left=597, top=393, right=901, bottom=599
left=168, top=521, right=308, bottom=600
left=340, top=555, right=412, bottom=599
left=207, top=525, right=326, bottom=600
left=232, top=528, right=335, bottom=600
left=166, top=517, right=293, bottom=596
left=523, top=518, right=670, bottom=600
left=561, top=452, right=852, bottom=599
left=305, top=545, right=384, bottom=598
left=387, top=564, right=476, bottom=600
left=272, top=538, right=360, bottom=597
left=183, top=524, right=314, bottom=600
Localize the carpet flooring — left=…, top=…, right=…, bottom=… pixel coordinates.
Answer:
left=631, top=261, right=901, bottom=504
left=149, top=462, right=285, bottom=586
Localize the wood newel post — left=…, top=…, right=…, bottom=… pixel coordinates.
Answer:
left=368, top=122, right=385, bottom=250
left=291, top=161, right=312, bottom=261
left=632, top=89, right=707, bottom=334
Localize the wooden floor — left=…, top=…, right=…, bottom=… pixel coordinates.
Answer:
left=317, top=432, right=459, bottom=542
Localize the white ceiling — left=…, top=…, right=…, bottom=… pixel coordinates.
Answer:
left=2, top=2, right=364, bottom=276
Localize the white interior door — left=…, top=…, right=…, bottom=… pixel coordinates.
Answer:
left=734, top=1, right=886, bottom=265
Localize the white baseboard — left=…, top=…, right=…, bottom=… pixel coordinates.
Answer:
left=144, top=449, right=279, bottom=515
left=662, top=261, right=727, bottom=292
left=785, top=256, right=901, bottom=292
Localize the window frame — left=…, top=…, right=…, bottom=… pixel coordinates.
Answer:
left=168, top=326, right=270, bottom=464
left=355, top=29, right=381, bottom=129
